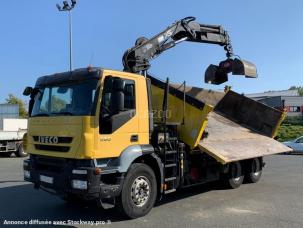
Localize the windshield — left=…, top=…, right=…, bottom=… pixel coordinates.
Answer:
left=31, top=80, right=99, bottom=117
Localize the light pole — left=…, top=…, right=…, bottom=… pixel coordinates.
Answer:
left=56, top=0, right=77, bottom=72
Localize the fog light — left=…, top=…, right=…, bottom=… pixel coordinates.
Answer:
left=72, top=169, right=87, bottom=175
left=24, top=170, right=30, bottom=179
left=72, top=180, right=87, bottom=190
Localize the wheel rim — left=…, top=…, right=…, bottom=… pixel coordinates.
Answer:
left=252, top=159, right=261, bottom=177
left=231, top=163, right=241, bottom=182
left=130, top=176, right=150, bottom=207
left=19, top=146, right=27, bottom=155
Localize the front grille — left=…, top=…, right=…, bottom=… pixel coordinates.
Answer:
left=35, top=144, right=70, bottom=152
left=33, top=136, right=73, bottom=144
left=32, top=155, right=67, bottom=173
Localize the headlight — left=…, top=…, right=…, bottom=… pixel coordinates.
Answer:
left=71, top=180, right=87, bottom=190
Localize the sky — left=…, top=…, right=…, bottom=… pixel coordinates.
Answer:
left=0, top=0, right=302, bottom=103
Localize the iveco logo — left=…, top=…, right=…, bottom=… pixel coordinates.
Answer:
left=38, top=136, right=59, bottom=144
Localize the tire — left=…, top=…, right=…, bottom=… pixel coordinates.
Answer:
left=245, top=158, right=262, bottom=183
left=116, top=163, right=157, bottom=219
left=15, top=143, right=28, bottom=157
left=223, top=162, right=244, bottom=189
left=0, top=152, right=12, bottom=157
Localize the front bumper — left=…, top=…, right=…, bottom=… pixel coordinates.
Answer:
left=23, top=155, right=122, bottom=201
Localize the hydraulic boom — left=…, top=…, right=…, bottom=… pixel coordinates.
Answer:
left=123, top=17, right=257, bottom=84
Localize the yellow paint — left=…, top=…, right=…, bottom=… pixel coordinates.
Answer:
left=151, top=84, right=213, bottom=149
left=94, top=70, right=149, bottom=158
left=197, top=144, right=228, bottom=164
left=272, top=110, right=287, bottom=138
left=27, top=116, right=85, bottom=159
left=26, top=68, right=211, bottom=160
left=26, top=69, right=149, bottom=159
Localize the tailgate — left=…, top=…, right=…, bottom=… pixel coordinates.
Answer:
left=197, top=90, right=292, bottom=164
left=198, top=112, right=292, bottom=164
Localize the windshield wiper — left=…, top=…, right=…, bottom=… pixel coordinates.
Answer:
left=32, top=113, right=50, bottom=117
left=51, top=111, right=74, bottom=116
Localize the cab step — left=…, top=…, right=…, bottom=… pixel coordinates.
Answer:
left=164, top=189, right=176, bottom=194
left=165, top=150, right=177, bottom=154
left=165, top=163, right=177, bottom=168
left=165, top=177, right=177, bottom=182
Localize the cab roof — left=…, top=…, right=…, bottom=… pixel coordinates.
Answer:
left=35, top=67, right=102, bottom=87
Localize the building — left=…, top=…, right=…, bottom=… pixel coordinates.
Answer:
left=0, top=104, right=20, bottom=130
left=247, top=89, right=303, bottom=117
left=0, top=104, right=19, bottom=119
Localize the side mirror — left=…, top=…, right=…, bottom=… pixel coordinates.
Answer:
left=110, top=78, right=125, bottom=113
left=23, top=87, right=33, bottom=96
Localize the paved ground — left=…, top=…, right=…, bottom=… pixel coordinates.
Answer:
left=1, top=155, right=303, bottom=228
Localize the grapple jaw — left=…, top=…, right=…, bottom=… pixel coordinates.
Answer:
left=205, top=58, right=257, bottom=85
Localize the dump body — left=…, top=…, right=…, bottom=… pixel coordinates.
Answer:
left=150, top=76, right=291, bottom=163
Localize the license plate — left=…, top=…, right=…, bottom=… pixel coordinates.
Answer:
left=40, top=175, right=53, bottom=184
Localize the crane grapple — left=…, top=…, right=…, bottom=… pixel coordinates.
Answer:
left=123, top=17, right=257, bottom=84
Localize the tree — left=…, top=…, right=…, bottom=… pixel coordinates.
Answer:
left=288, top=86, right=303, bottom=96
left=5, top=94, right=28, bottom=118
left=45, top=96, right=67, bottom=112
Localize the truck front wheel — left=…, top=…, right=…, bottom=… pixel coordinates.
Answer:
left=245, top=158, right=262, bottom=183
left=15, top=143, right=28, bottom=157
left=116, top=163, right=157, bottom=219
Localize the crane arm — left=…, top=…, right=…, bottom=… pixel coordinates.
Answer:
left=122, top=17, right=257, bottom=84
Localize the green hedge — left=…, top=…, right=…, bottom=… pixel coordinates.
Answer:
left=276, top=123, right=303, bottom=142
left=283, top=116, right=303, bottom=125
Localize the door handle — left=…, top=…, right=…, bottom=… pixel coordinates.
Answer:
left=130, top=134, right=138, bottom=142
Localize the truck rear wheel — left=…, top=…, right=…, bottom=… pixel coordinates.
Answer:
left=116, top=163, right=157, bottom=219
left=245, top=158, right=262, bottom=183
left=15, top=143, right=28, bottom=157
left=224, top=162, right=244, bottom=189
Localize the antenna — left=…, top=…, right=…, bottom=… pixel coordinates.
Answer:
left=56, top=0, right=77, bottom=72
left=89, top=52, right=95, bottom=66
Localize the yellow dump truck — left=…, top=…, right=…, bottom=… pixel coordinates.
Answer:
left=23, top=17, right=291, bottom=218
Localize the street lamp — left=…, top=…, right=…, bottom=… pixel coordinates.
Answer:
left=56, top=0, right=77, bottom=72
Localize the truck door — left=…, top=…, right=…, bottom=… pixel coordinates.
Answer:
left=97, top=73, right=140, bottom=158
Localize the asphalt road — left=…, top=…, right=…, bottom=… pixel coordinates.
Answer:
left=1, top=155, right=303, bottom=228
